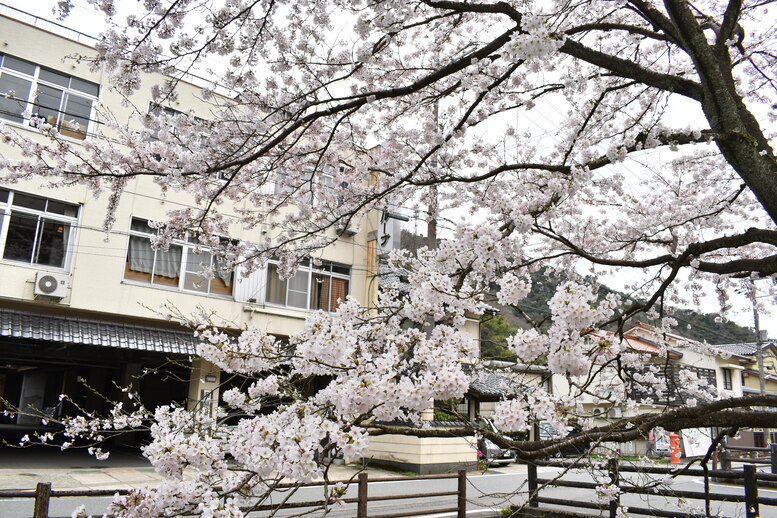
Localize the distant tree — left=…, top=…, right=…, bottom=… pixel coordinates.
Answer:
left=479, top=314, right=518, bottom=361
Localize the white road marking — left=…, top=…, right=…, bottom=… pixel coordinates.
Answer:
left=366, top=472, right=527, bottom=485
left=690, top=478, right=777, bottom=494
left=421, top=507, right=501, bottom=518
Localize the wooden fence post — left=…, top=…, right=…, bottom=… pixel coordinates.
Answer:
left=743, top=464, right=759, bottom=518
left=771, top=443, right=777, bottom=475
left=33, top=482, right=51, bottom=518
left=608, top=458, right=620, bottom=518
left=527, top=462, right=538, bottom=508
left=457, top=469, right=467, bottom=518
left=357, top=472, right=368, bottom=518
left=720, top=449, right=731, bottom=471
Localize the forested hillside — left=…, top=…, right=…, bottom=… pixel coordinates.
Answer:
left=481, top=270, right=757, bottom=360
left=396, top=230, right=755, bottom=359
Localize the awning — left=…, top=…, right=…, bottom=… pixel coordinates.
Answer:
left=0, top=308, right=197, bottom=355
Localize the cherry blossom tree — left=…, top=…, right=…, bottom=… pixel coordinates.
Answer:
left=3, top=0, right=777, bottom=516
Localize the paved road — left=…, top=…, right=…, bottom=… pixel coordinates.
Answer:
left=533, top=465, right=777, bottom=518
left=260, top=466, right=777, bottom=518
left=3, top=463, right=776, bottom=517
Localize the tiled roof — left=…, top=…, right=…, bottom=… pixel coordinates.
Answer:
left=592, top=330, right=683, bottom=359
left=469, top=372, right=527, bottom=397
left=0, top=308, right=196, bottom=355
left=377, top=262, right=411, bottom=290
left=715, top=342, right=775, bottom=357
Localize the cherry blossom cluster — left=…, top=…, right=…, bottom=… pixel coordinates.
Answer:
left=2, top=0, right=776, bottom=515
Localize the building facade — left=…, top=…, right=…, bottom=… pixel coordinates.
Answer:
left=0, top=6, right=378, bottom=442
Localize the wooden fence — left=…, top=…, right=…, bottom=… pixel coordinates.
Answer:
left=0, top=471, right=467, bottom=518
left=527, top=459, right=777, bottom=518
left=717, top=443, right=777, bottom=473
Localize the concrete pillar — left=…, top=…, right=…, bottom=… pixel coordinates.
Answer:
left=421, top=398, right=434, bottom=421
left=187, top=358, right=221, bottom=418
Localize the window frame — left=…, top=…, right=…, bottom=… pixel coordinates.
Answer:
left=123, top=217, right=235, bottom=298
left=0, top=53, right=99, bottom=140
left=721, top=367, right=733, bottom=391
left=263, top=258, right=351, bottom=312
left=273, top=165, right=347, bottom=206
left=0, top=189, right=79, bottom=271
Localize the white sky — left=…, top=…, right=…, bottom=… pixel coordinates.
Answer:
left=2, top=0, right=774, bottom=341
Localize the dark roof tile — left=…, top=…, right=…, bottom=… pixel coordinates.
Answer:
left=0, top=308, right=197, bottom=355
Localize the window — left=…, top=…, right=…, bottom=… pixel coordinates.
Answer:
left=148, top=103, right=188, bottom=141
left=273, top=165, right=347, bottom=205
left=124, top=218, right=234, bottom=296
left=0, top=53, right=99, bottom=140
left=0, top=189, right=78, bottom=269
left=627, top=364, right=717, bottom=405
left=722, top=368, right=733, bottom=390
left=274, top=170, right=314, bottom=203
left=265, top=259, right=350, bottom=311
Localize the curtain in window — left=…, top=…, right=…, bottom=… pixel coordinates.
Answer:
left=266, top=264, right=287, bottom=304
left=330, top=277, right=348, bottom=311
left=213, top=254, right=233, bottom=286
left=127, top=235, right=155, bottom=273
left=311, top=274, right=331, bottom=311
left=154, top=244, right=182, bottom=279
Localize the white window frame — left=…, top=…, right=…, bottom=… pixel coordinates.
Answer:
left=0, top=189, right=79, bottom=272
left=0, top=53, right=99, bottom=140
left=263, top=258, right=351, bottom=312
left=273, top=165, right=346, bottom=206
left=124, top=217, right=235, bottom=298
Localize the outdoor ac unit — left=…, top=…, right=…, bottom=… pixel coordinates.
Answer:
left=592, top=407, right=605, bottom=416
left=608, top=407, right=623, bottom=419
left=33, top=271, right=69, bottom=299
left=335, top=222, right=358, bottom=237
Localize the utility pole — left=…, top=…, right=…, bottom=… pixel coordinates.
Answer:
left=427, top=101, right=439, bottom=250
left=749, top=280, right=770, bottom=445
left=420, top=101, right=439, bottom=422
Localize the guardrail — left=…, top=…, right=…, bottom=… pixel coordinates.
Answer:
left=0, top=471, right=468, bottom=518
left=527, top=458, right=777, bottom=518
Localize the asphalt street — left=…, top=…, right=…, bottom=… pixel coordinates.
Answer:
left=1, top=449, right=775, bottom=518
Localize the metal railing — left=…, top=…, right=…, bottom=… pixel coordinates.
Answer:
left=0, top=470, right=468, bottom=518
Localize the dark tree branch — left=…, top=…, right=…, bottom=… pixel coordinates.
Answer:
left=369, top=394, right=777, bottom=459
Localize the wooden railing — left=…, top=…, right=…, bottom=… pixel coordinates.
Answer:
left=717, top=443, right=777, bottom=473
left=0, top=471, right=468, bottom=518
left=527, top=459, right=777, bottom=518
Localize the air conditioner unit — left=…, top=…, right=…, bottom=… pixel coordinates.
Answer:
left=608, top=407, right=623, bottom=419
left=335, top=222, right=358, bottom=237
left=33, top=271, right=69, bottom=299
left=592, top=407, right=605, bottom=416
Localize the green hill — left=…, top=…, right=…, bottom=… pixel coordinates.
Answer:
left=394, top=230, right=755, bottom=358
left=482, top=269, right=756, bottom=359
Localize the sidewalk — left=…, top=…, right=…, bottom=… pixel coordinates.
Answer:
left=0, top=447, right=523, bottom=491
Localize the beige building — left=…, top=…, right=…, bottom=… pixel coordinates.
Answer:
left=714, top=340, right=777, bottom=447
left=0, top=6, right=486, bottom=474
left=0, top=6, right=378, bottom=441
left=554, top=322, right=768, bottom=456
